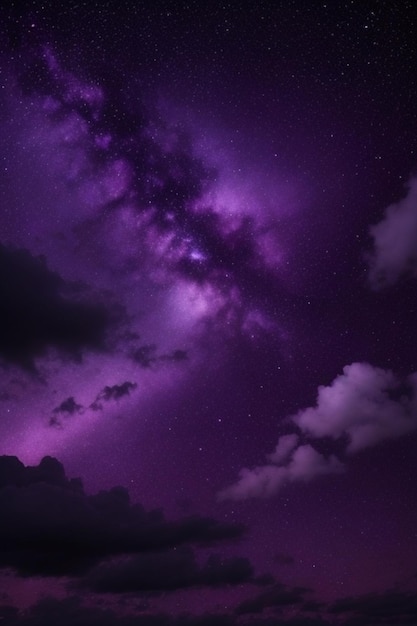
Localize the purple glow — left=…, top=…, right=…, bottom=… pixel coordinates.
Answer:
left=0, top=4, right=416, bottom=624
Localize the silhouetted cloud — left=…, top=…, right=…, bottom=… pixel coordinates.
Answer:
left=50, top=396, right=84, bottom=427
left=329, top=589, right=417, bottom=625
left=0, top=244, right=112, bottom=371
left=0, top=596, right=238, bottom=626
left=0, top=455, right=245, bottom=578
left=79, top=548, right=254, bottom=594
left=53, top=397, right=84, bottom=416
left=90, top=381, right=137, bottom=410
left=236, top=583, right=311, bottom=615
left=130, top=346, right=188, bottom=368
left=98, top=382, right=137, bottom=402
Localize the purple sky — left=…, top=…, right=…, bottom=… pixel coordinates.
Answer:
left=1, top=2, right=417, bottom=625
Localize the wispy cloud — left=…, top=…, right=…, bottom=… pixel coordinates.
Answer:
left=368, top=176, right=417, bottom=288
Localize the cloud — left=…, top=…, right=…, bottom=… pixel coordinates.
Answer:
left=49, top=383, right=137, bottom=420
left=220, top=363, right=417, bottom=500
left=0, top=455, right=71, bottom=490
left=368, top=176, right=417, bottom=287
left=130, top=344, right=188, bottom=369
left=12, top=588, right=417, bottom=626
left=53, top=397, right=84, bottom=416
left=293, top=363, right=417, bottom=452
left=89, top=381, right=137, bottom=411
left=79, top=548, right=254, bottom=594
left=131, top=344, right=158, bottom=368
left=267, top=434, right=298, bottom=464
left=0, top=594, right=324, bottom=626
left=329, top=589, right=417, bottom=625
left=0, top=455, right=245, bottom=578
left=0, top=244, right=113, bottom=371
left=50, top=396, right=84, bottom=427
left=235, top=583, right=310, bottom=615
left=218, top=444, right=343, bottom=501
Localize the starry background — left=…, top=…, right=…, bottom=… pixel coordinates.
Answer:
left=0, top=1, right=417, bottom=625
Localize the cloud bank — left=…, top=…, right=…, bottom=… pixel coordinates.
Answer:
left=0, top=455, right=245, bottom=579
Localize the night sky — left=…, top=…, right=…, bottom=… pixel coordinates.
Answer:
left=1, top=1, right=417, bottom=624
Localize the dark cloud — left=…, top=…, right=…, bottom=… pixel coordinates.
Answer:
left=50, top=396, right=84, bottom=427
left=0, top=594, right=333, bottom=626
left=0, top=455, right=245, bottom=578
left=201, top=554, right=254, bottom=587
left=0, top=455, right=75, bottom=490
left=0, top=605, right=19, bottom=624
left=0, top=596, right=237, bottom=626
left=254, top=574, right=276, bottom=587
left=329, top=589, right=417, bottom=625
left=79, top=548, right=254, bottom=594
left=131, top=345, right=188, bottom=369
left=131, top=345, right=158, bottom=368
left=0, top=597, right=334, bottom=626
left=0, top=244, right=112, bottom=371
left=97, top=382, right=137, bottom=402
left=53, top=397, right=83, bottom=416
left=235, top=583, right=310, bottom=615
left=51, top=384, right=137, bottom=421
left=90, top=381, right=137, bottom=410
